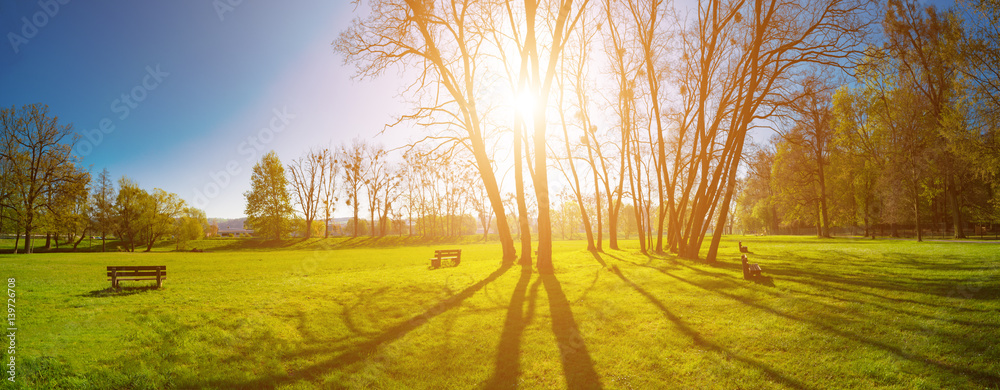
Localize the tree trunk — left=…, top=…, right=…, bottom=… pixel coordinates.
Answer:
left=948, top=174, right=965, bottom=238
left=534, top=113, right=553, bottom=274
left=515, top=124, right=532, bottom=266
left=581, top=128, right=604, bottom=252
left=626, top=129, right=646, bottom=254
left=23, top=225, right=31, bottom=254
left=817, top=158, right=831, bottom=238
left=914, top=189, right=922, bottom=242
left=706, top=123, right=751, bottom=262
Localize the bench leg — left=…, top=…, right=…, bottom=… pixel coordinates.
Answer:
left=156, top=271, right=162, bottom=288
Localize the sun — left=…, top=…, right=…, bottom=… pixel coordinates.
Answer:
left=512, top=88, right=536, bottom=119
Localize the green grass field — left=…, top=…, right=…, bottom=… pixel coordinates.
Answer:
left=1, top=236, right=999, bottom=389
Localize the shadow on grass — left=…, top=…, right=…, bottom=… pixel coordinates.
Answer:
left=624, top=254, right=1000, bottom=385
left=595, top=253, right=814, bottom=390
left=204, top=264, right=512, bottom=388
left=80, top=285, right=161, bottom=298
left=748, top=275, right=775, bottom=287
left=485, top=266, right=540, bottom=389
left=541, top=272, right=604, bottom=390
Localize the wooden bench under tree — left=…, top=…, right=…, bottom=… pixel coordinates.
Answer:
left=429, top=249, right=461, bottom=268
left=107, top=266, right=167, bottom=289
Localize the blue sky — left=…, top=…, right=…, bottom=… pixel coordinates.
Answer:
left=1, top=0, right=960, bottom=219
left=1, top=1, right=409, bottom=218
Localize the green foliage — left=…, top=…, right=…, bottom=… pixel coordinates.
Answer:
left=114, top=177, right=149, bottom=251
left=174, top=207, right=207, bottom=250
left=244, top=151, right=293, bottom=240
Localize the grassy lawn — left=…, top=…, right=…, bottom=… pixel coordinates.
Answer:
left=1, top=236, right=999, bottom=389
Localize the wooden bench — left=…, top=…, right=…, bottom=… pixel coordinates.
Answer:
left=429, top=249, right=461, bottom=268
left=740, top=255, right=761, bottom=279
left=107, top=266, right=166, bottom=288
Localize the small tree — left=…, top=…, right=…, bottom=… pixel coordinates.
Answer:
left=174, top=207, right=207, bottom=250
left=91, top=168, right=116, bottom=251
left=140, top=188, right=186, bottom=251
left=244, top=151, right=294, bottom=240
left=114, top=177, right=149, bottom=252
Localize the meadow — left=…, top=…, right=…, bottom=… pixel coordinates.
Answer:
left=1, top=236, right=999, bottom=389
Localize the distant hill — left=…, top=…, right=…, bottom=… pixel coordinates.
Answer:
left=210, top=217, right=248, bottom=230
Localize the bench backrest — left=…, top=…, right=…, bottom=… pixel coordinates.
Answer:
left=107, top=266, right=166, bottom=277
left=433, top=249, right=461, bottom=257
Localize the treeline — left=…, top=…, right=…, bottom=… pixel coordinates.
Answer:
left=0, top=103, right=207, bottom=253
left=736, top=0, right=1000, bottom=240
left=243, top=143, right=494, bottom=240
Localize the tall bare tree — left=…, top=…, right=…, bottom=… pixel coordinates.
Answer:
left=319, top=147, right=340, bottom=238
left=337, top=0, right=517, bottom=261
left=288, top=148, right=327, bottom=238
left=670, top=0, right=876, bottom=261
left=339, top=139, right=368, bottom=238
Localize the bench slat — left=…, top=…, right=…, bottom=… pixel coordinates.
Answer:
left=106, top=271, right=167, bottom=277
left=107, top=278, right=166, bottom=281
left=107, top=266, right=166, bottom=271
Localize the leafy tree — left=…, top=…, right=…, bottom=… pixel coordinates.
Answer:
left=0, top=103, right=88, bottom=253
left=345, top=218, right=369, bottom=236
left=114, top=177, right=149, bottom=252
left=175, top=207, right=207, bottom=250
left=774, top=77, right=837, bottom=237
left=140, top=188, right=186, bottom=251
left=955, top=0, right=1000, bottom=222
left=886, top=0, right=967, bottom=238
left=735, top=145, right=780, bottom=235
left=244, top=151, right=294, bottom=240
left=207, top=219, right=219, bottom=238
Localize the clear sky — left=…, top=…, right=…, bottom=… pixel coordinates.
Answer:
left=0, top=1, right=409, bottom=219
left=0, top=0, right=960, bottom=220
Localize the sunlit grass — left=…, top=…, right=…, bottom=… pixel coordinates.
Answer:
left=1, top=236, right=998, bottom=389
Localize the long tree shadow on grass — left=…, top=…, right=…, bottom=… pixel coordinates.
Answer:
left=541, top=271, right=604, bottom=390
left=634, top=257, right=1000, bottom=385
left=485, top=266, right=540, bottom=389
left=668, top=260, right=981, bottom=322
left=204, top=264, right=513, bottom=388
left=594, top=253, right=815, bottom=390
